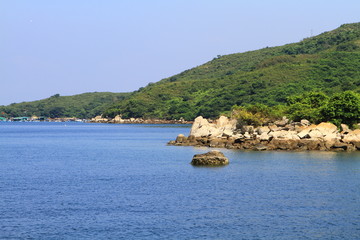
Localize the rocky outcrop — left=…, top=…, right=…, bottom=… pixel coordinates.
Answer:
left=190, top=116, right=237, bottom=138
left=91, top=115, right=109, bottom=123
left=169, top=115, right=360, bottom=151
left=191, top=150, right=229, bottom=166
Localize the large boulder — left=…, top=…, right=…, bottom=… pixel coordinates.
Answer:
left=297, top=122, right=339, bottom=140
left=257, top=126, right=270, bottom=135
left=297, top=124, right=316, bottom=138
left=191, top=150, right=229, bottom=166
left=190, top=116, right=212, bottom=137
left=308, top=129, right=324, bottom=138
left=190, top=116, right=236, bottom=138
left=314, top=122, right=338, bottom=136
left=343, top=129, right=360, bottom=143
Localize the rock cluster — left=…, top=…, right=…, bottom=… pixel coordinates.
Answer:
left=168, top=116, right=360, bottom=151
left=191, top=150, right=229, bottom=166
left=91, top=115, right=191, bottom=124
left=189, top=116, right=237, bottom=138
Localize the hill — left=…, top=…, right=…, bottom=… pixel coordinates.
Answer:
left=0, top=92, right=130, bottom=119
left=103, top=22, right=360, bottom=120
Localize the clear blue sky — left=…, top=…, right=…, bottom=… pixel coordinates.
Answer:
left=1, top=0, right=359, bottom=105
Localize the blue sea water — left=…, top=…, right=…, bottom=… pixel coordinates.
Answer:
left=0, top=122, right=360, bottom=240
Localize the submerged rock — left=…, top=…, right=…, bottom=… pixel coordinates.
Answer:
left=191, top=150, right=229, bottom=166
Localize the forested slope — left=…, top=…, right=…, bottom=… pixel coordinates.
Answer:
left=103, top=23, right=360, bottom=120
left=0, top=92, right=130, bottom=118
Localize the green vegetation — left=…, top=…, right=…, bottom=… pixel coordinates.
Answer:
left=103, top=23, right=360, bottom=122
left=232, top=91, right=360, bottom=128
left=320, top=91, right=360, bottom=127
left=0, top=92, right=130, bottom=119
left=231, top=104, right=285, bottom=127
left=286, top=92, right=330, bottom=123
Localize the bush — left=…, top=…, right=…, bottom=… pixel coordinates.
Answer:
left=232, top=104, right=285, bottom=127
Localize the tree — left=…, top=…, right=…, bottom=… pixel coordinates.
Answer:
left=320, top=91, right=360, bottom=127
left=286, top=92, right=329, bottom=123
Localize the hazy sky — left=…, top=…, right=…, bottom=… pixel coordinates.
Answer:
left=1, top=0, right=359, bottom=105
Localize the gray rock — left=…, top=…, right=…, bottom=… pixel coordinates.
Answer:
left=222, top=129, right=234, bottom=137
left=257, top=126, right=270, bottom=135
left=300, top=119, right=310, bottom=126
left=191, top=150, right=229, bottom=166
left=175, top=134, right=187, bottom=143
left=308, top=129, right=323, bottom=138
left=258, top=132, right=271, bottom=141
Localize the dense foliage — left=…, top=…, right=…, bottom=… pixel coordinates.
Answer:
left=0, top=92, right=130, bottom=119
left=103, top=23, right=360, bottom=121
left=233, top=91, right=360, bottom=128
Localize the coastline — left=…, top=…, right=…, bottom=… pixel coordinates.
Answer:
left=89, top=115, right=193, bottom=124
left=168, top=116, right=360, bottom=152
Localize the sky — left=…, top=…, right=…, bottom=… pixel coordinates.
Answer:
left=1, top=0, right=360, bottom=105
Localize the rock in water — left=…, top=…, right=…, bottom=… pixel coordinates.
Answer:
left=191, top=150, right=229, bottom=166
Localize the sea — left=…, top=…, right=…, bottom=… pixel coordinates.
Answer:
left=1, top=122, right=360, bottom=239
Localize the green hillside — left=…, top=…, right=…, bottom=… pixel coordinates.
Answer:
left=0, top=92, right=130, bottom=119
left=103, top=22, right=360, bottom=120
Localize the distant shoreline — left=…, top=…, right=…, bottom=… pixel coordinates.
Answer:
left=89, top=115, right=193, bottom=124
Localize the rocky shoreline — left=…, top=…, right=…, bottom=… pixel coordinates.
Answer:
left=168, top=116, right=360, bottom=152
left=90, top=115, right=192, bottom=124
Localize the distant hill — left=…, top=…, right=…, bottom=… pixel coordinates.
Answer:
left=0, top=92, right=130, bottom=119
left=3, top=23, right=360, bottom=121
left=102, top=22, right=360, bottom=120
